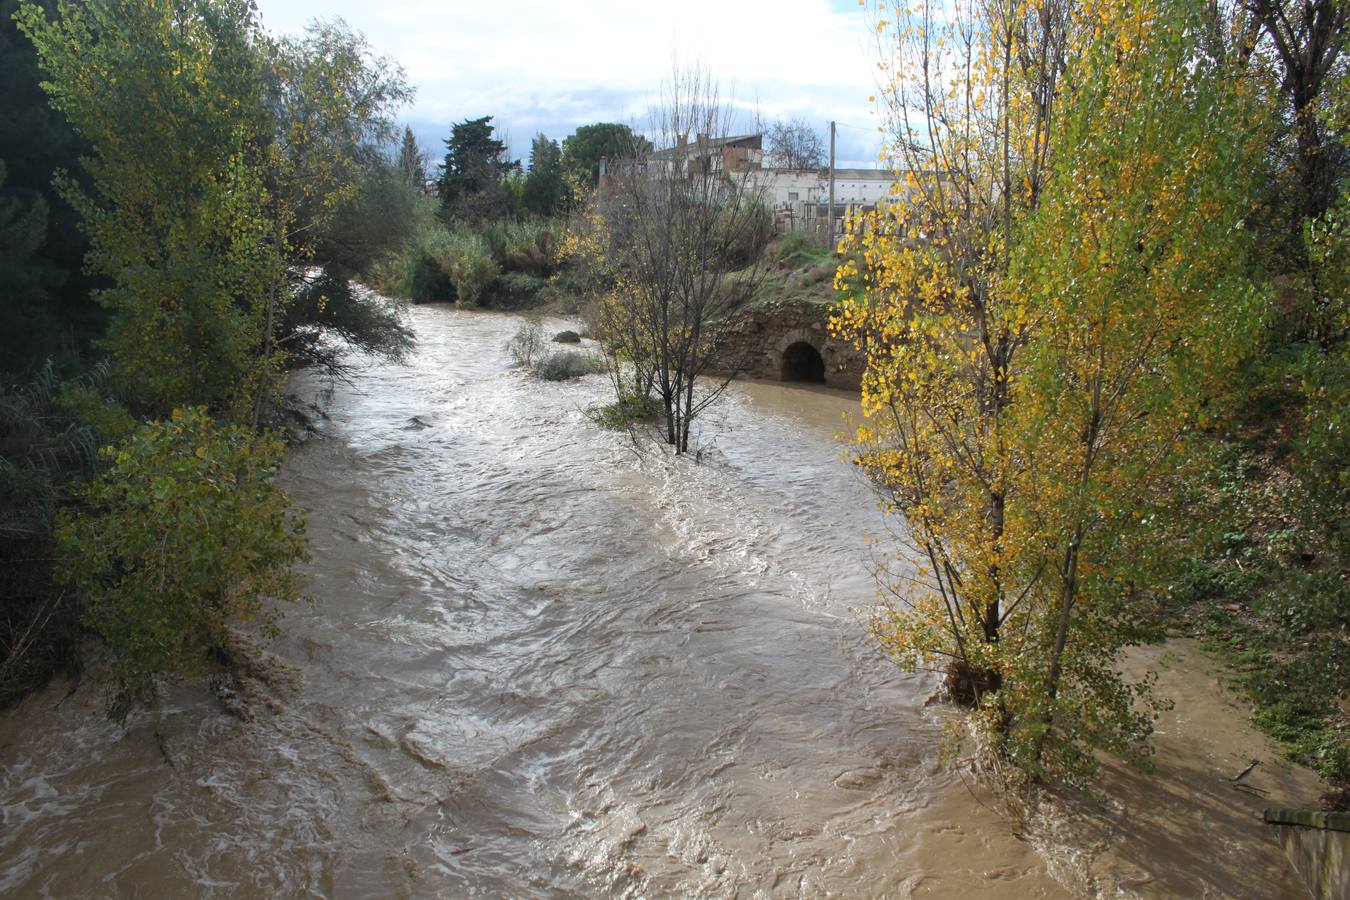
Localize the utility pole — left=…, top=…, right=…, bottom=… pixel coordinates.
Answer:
left=828, top=120, right=836, bottom=247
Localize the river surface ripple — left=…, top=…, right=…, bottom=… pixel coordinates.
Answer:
left=1, top=304, right=1062, bottom=897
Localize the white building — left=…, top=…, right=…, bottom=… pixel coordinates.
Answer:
left=749, top=167, right=900, bottom=208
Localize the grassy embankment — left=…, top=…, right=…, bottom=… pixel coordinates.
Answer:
left=1165, top=353, right=1350, bottom=805
left=370, top=206, right=582, bottom=312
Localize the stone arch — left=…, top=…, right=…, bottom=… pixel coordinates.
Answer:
left=781, top=341, right=826, bottom=383
left=774, top=328, right=823, bottom=356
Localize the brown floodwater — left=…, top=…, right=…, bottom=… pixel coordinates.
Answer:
left=2, top=303, right=1306, bottom=898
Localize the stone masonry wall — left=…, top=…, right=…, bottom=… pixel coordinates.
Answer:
left=708, top=301, right=865, bottom=392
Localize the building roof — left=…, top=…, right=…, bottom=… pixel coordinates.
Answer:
left=651, top=133, right=762, bottom=158
left=830, top=168, right=897, bottom=179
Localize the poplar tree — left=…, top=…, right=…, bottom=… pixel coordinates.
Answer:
left=18, top=0, right=277, bottom=417
left=397, top=125, right=427, bottom=190
left=834, top=0, right=1269, bottom=782
left=523, top=132, right=563, bottom=217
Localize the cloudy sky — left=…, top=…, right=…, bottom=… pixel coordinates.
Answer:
left=253, top=0, right=889, bottom=168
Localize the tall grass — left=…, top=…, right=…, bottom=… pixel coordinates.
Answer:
left=480, top=218, right=565, bottom=277
left=372, top=216, right=566, bottom=305
left=371, top=222, right=500, bottom=305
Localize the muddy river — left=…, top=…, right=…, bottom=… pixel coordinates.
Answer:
left=3, top=303, right=1118, bottom=896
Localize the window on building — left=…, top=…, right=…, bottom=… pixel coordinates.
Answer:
left=788, top=192, right=798, bottom=201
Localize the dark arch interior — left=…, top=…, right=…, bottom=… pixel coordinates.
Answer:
left=781, top=341, right=826, bottom=383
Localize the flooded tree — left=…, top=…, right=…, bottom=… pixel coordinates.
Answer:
left=588, top=64, right=768, bottom=453
left=834, top=0, right=1269, bottom=783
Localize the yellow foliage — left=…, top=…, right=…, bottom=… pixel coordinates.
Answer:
left=837, top=0, right=1268, bottom=782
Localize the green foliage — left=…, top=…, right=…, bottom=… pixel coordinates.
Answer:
left=283, top=273, right=413, bottom=374
left=523, top=133, right=564, bottom=217
left=264, top=20, right=414, bottom=383
left=440, top=229, right=499, bottom=306
left=268, top=19, right=412, bottom=248
left=839, top=0, right=1269, bottom=784
left=1298, top=190, right=1350, bottom=558
left=480, top=217, right=564, bottom=277
left=529, top=350, right=603, bottom=381
left=315, top=154, right=423, bottom=275
left=561, top=122, right=649, bottom=186
left=375, top=215, right=570, bottom=307
left=57, top=406, right=306, bottom=710
left=505, top=320, right=601, bottom=379
left=437, top=115, right=518, bottom=224
left=0, top=359, right=128, bottom=541
left=502, top=171, right=527, bottom=219
left=1167, top=447, right=1350, bottom=784
left=290, top=152, right=417, bottom=371
left=18, top=0, right=278, bottom=417
left=588, top=389, right=661, bottom=431
left=997, top=0, right=1268, bottom=780
left=371, top=215, right=455, bottom=302
left=492, top=271, right=556, bottom=309
left=0, top=0, right=100, bottom=373
left=0, top=359, right=130, bottom=704
left=773, top=230, right=833, bottom=269
left=1159, top=63, right=1350, bottom=795
left=19, top=3, right=413, bottom=413
left=6, top=0, right=409, bottom=713
left=396, top=125, right=427, bottom=190
left=505, top=319, right=546, bottom=368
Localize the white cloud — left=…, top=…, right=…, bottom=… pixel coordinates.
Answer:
left=254, top=0, right=889, bottom=167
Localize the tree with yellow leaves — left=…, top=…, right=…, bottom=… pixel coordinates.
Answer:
left=836, top=0, right=1269, bottom=782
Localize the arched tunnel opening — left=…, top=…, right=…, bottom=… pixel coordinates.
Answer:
left=781, top=341, right=826, bottom=383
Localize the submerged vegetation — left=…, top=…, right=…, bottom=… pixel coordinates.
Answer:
left=505, top=319, right=604, bottom=380
left=58, top=407, right=307, bottom=718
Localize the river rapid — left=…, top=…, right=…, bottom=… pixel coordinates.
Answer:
left=1, top=304, right=1065, bottom=897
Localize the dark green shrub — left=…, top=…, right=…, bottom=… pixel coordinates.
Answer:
left=492, top=271, right=552, bottom=308
left=553, top=330, right=580, bottom=343
left=530, top=350, right=603, bottom=381
left=588, top=389, right=661, bottom=430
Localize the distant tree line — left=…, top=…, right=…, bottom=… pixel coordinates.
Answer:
left=424, top=116, right=652, bottom=224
